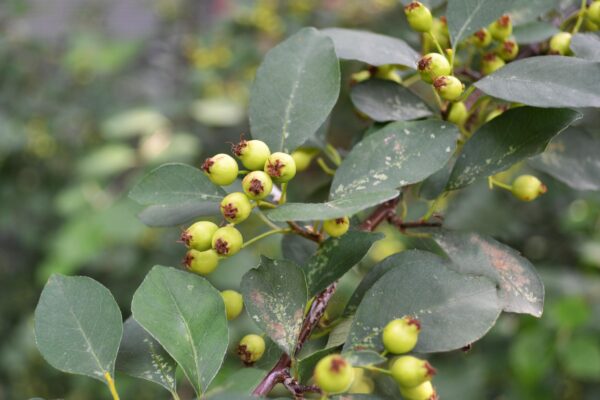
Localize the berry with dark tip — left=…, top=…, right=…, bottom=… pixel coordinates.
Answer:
left=180, top=221, right=219, bottom=251
left=314, top=354, right=355, bottom=394
left=232, top=139, right=271, bottom=171
left=417, top=53, right=451, bottom=84
left=404, top=1, right=433, bottom=33
left=264, top=152, right=296, bottom=183
left=202, top=153, right=239, bottom=186
left=489, top=15, right=512, bottom=41
left=211, top=226, right=243, bottom=256
left=242, top=171, right=273, bottom=200
left=433, top=75, right=464, bottom=101
left=184, top=249, right=219, bottom=275
left=382, top=317, right=421, bottom=354
left=391, top=355, right=436, bottom=388
left=237, top=334, right=265, bottom=365
left=323, top=216, right=350, bottom=237
left=220, top=192, right=252, bottom=224
left=511, top=175, right=547, bottom=201
left=481, top=52, right=505, bottom=75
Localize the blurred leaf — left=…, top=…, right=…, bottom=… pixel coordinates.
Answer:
left=77, top=144, right=136, bottom=179
left=512, top=21, right=559, bottom=44
left=548, top=297, right=591, bottom=329
left=138, top=202, right=221, bottom=227
left=506, top=0, right=559, bottom=25
left=343, top=350, right=386, bottom=367
left=281, top=234, right=318, bottom=266
left=571, top=33, right=600, bottom=62
left=510, top=327, right=554, bottom=385
left=190, top=98, right=245, bottom=127
left=559, top=336, right=600, bottom=381
left=103, top=108, right=168, bottom=139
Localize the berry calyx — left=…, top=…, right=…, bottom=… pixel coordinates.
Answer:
left=242, top=171, right=273, bottom=200
left=481, top=52, right=506, bottom=76
left=264, top=152, right=296, bottom=183
left=488, top=15, right=512, bottom=41
left=399, top=381, right=437, bottom=400
left=549, top=32, right=572, bottom=55
left=232, top=139, right=271, bottom=171
left=472, top=28, right=492, bottom=47
left=391, top=355, right=436, bottom=388
left=511, top=175, right=547, bottom=201
left=212, top=226, right=243, bottom=256
left=589, top=2, right=600, bottom=24
left=180, top=221, right=219, bottom=251
left=447, top=101, right=468, bottom=126
left=183, top=249, right=219, bottom=275
left=313, top=354, right=355, bottom=394
left=417, top=53, right=451, bottom=84
left=202, top=153, right=239, bottom=186
left=221, top=290, right=244, bottom=320
left=404, top=1, right=433, bottom=33
left=433, top=75, right=464, bottom=101
left=497, top=38, right=519, bottom=61
left=382, top=316, right=421, bottom=354
left=291, top=147, right=319, bottom=172
left=237, top=334, right=265, bottom=365
left=323, top=216, right=350, bottom=237
left=220, top=192, right=252, bottom=224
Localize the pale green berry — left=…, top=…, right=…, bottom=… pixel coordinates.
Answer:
left=382, top=317, right=421, bottom=354
left=220, top=192, right=252, bottom=224
left=323, top=217, right=350, bottom=237
left=404, top=1, right=433, bottom=33
left=481, top=52, right=505, bottom=75
left=497, top=38, right=519, bottom=60
left=417, top=53, right=451, bottom=84
left=488, top=15, right=513, bottom=41
left=184, top=249, right=219, bottom=275
left=232, top=139, right=271, bottom=170
left=511, top=175, right=547, bottom=201
left=181, top=221, right=219, bottom=251
left=391, top=355, right=436, bottom=388
left=472, top=28, right=492, bottom=47
left=374, top=65, right=402, bottom=83
left=238, top=334, right=265, bottom=364
left=242, top=171, right=273, bottom=200
left=264, top=152, right=296, bottom=183
left=549, top=32, right=572, bottom=55
left=202, top=153, right=239, bottom=186
left=291, top=147, right=319, bottom=172
left=212, top=226, right=243, bottom=256
left=447, top=101, right=468, bottom=126
left=588, top=2, right=600, bottom=24
left=433, top=75, right=464, bottom=101
left=314, top=354, right=355, bottom=394
left=399, top=381, right=437, bottom=400
left=221, top=290, right=244, bottom=320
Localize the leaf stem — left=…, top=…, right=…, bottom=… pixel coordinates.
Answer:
left=170, top=390, right=181, bottom=400
left=325, top=144, right=342, bottom=166
left=402, top=73, right=422, bottom=87
left=279, top=183, right=288, bottom=205
left=488, top=176, right=512, bottom=191
left=316, top=157, right=336, bottom=175
left=104, top=372, right=120, bottom=400
left=572, top=0, right=587, bottom=34
left=242, top=228, right=291, bottom=248
left=254, top=207, right=282, bottom=230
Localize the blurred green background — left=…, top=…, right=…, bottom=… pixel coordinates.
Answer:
left=1, top=0, right=599, bottom=399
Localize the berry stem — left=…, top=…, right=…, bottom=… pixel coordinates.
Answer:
left=316, top=157, right=336, bottom=175
left=325, top=144, right=342, bottom=166
left=572, top=0, right=587, bottom=33
left=254, top=207, right=283, bottom=230
left=238, top=170, right=250, bottom=175
left=242, top=228, right=291, bottom=248
left=402, top=72, right=422, bottom=86
left=257, top=200, right=277, bottom=209
left=488, top=176, right=512, bottom=191
left=279, top=182, right=288, bottom=205
left=362, top=365, right=393, bottom=376
left=104, top=372, right=120, bottom=400
left=428, top=31, right=446, bottom=56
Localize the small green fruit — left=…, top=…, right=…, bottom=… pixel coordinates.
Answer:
left=232, top=139, right=271, bottom=170
left=212, top=226, right=243, bottom=256
left=242, top=171, right=273, bottom=200
left=430, top=17, right=450, bottom=48
left=472, top=28, right=492, bottom=47
left=433, top=75, right=464, bottom=101
left=323, top=217, right=350, bottom=237
left=237, top=334, right=265, bottom=364
left=417, top=53, right=451, bottom=84
left=497, top=38, right=519, bottom=60
left=351, top=70, right=372, bottom=84
left=447, top=101, right=468, bottom=126
left=589, top=2, right=600, bottom=24
left=511, top=175, right=547, bottom=201
left=374, top=65, right=402, bottom=83
left=399, top=381, right=437, bottom=400
left=220, top=192, right=252, bottom=224
left=264, top=152, right=296, bottom=183
left=349, top=368, right=374, bottom=394
left=404, top=1, right=433, bottom=33
left=488, top=15, right=512, bottom=41
left=202, top=153, right=239, bottom=186
left=481, top=52, right=506, bottom=75
left=180, top=221, right=219, bottom=251
left=221, top=290, right=244, bottom=320
left=314, top=354, right=355, bottom=394
left=549, top=32, right=572, bottom=55
left=184, top=249, right=219, bottom=275
left=391, top=356, right=436, bottom=388
left=585, top=17, right=600, bottom=31
left=382, top=317, right=421, bottom=354
left=291, top=147, right=319, bottom=172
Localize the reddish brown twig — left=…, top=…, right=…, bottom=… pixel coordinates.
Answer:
left=287, top=221, right=323, bottom=243
left=387, top=214, right=443, bottom=232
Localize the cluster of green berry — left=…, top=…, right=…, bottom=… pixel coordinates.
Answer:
left=550, top=0, right=600, bottom=55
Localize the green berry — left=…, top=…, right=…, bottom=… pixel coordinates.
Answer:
left=404, top=1, right=433, bottom=33
left=481, top=52, right=505, bottom=75
left=264, top=152, right=296, bottom=183
left=220, top=192, right=252, bottom=224
left=472, top=28, right=492, bottom=47
left=232, top=139, right=271, bottom=170
left=417, top=53, right=451, bottom=84
left=180, top=221, right=219, bottom=251
left=291, top=147, right=319, bottom=172
left=202, top=153, right=239, bottom=186
left=433, top=75, right=464, bottom=101
left=323, top=217, right=350, bottom=237
left=351, top=70, right=372, bottom=84
left=585, top=17, right=600, bottom=31
left=212, top=226, right=243, bottom=256
left=314, top=354, right=355, bottom=394
left=237, top=334, right=265, bottom=364
left=497, top=38, right=519, bottom=60
left=221, top=290, right=244, bottom=320
left=382, top=317, right=421, bottom=354
left=430, top=17, right=450, bottom=49
left=549, top=32, right=572, bottom=55
left=589, top=2, right=600, bottom=24
left=399, top=381, right=437, bottom=400
left=488, top=15, right=512, bottom=41
left=391, top=356, right=436, bottom=388
left=447, top=101, right=468, bottom=126
left=184, top=249, right=219, bottom=275
left=511, top=175, right=547, bottom=201
left=242, top=171, right=273, bottom=200
left=349, top=368, right=375, bottom=394
left=374, top=65, right=402, bottom=83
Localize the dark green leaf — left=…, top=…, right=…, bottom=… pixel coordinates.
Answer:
left=137, top=202, right=220, bottom=227
left=207, top=368, right=266, bottom=397
left=343, top=350, right=386, bottom=367
left=326, top=318, right=353, bottom=348
left=513, top=21, right=559, bottom=44
left=281, top=234, right=318, bottom=266
left=241, top=257, right=308, bottom=355
left=249, top=27, right=340, bottom=153
left=131, top=266, right=228, bottom=396
left=419, top=157, right=455, bottom=200
left=447, top=107, right=581, bottom=190
left=507, top=0, right=559, bottom=25
left=571, top=33, right=600, bottom=62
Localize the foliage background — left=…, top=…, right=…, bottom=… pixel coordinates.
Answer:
left=1, top=0, right=599, bottom=399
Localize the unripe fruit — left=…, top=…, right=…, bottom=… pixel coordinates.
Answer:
left=349, top=369, right=374, bottom=394
left=264, top=152, right=296, bottom=183
left=430, top=17, right=450, bottom=49
left=399, top=381, right=437, bottom=400
left=497, top=38, right=519, bottom=60
left=350, top=70, right=371, bottom=84
left=488, top=15, right=512, bottom=41
left=447, top=101, right=468, bottom=126
left=232, top=139, right=271, bottom=171
left=433, top=75, right=464, bottom=101
left=382, top=317, right=421, bottom=354
left=184, top=249, right=219, bottom=275
left=374, top=65, right=402, bottom=84
left=391, top=356, right=436, bottom=388
left=202, top=153, right=239, bottom=186
left=323, top=217, right=350, bottom=237
left=585, top=17, right=600, bottom=31
left=313, top=354, right=355, bottom=394
left=220, top=192, right=252, bottom=224
left=417, top=53, right=451, bottom=84
left=404, top=1, right=433, bottom=33
left=481, top=52, right=506, bottom=75
left=242, top=171, right=273, bottom=200
left=511, top=175, right=547, bottom=201
left=221, top=290, right=244, bottom=320
left=212, top=226, right=243, bottom=256
left=589, top=2, right=600, bottom=24
left=472, top=28, right=492, bottom=47
left=237, top=334, right=265, bottom=364
left=180, top=221, right=219, bottom=251
left=549, top=32, right=572, bottom=55
left=291, top=147, right=319, bottom=172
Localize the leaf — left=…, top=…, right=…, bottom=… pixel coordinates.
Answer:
left=34, top=275, right=123, bottom=383
left=474, top=56, right=600, bottom=108
left=350, top=79, right=432, bottom=122
left=513, top=21, right=559, bottom=44
left=321, top=28, right=419, bottom=68
left=116, top=317, right=177, bottom=393
left=137, top=202, right=220, bottom=227
left=304, top=231, right=382, bottom=296
left=241, top=257, right=308, bottom=356
left=506, top=0, right=559, bottom=25
left=343, top=350, right=386, bottom=367
left=249, top=27, right=340, bottom=153
left=571, top=33, right=600, bottom=62
left=131, top=266, right=228, bottom=396
left=266, top=190, right=399, bottom=222
left=433, top=230, right=544, bottom=317
left=529, top=127, right=600, bottom=191
left=327, top=318, right=353, bottom=348
left=281, top=234, right=318, bottom=266
left=344, top=251, right=501, bottom=353
left=446, top=0, right=518, bottom=50
left=207, top=368, right=267, bottom=397
left=447, top=107, right=581, bottom=190
left=330, top=120, right=458, bottom=199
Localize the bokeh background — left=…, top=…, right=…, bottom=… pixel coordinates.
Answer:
left=1, top=0, right=599, bottom=399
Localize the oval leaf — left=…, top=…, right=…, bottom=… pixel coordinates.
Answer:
left=249, top=27, right=340, bottom=153
left=571, top=33, right=600, bottom=62
left=131, top=266, right=228, bottom=396
left=282, top=234, right=319, bottom=266
left=513, top=21, right=559, bottom=44
left=137, top=202, right=220, bottom=227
